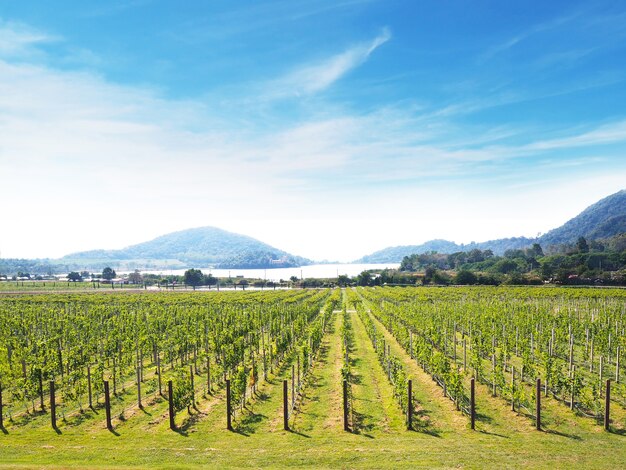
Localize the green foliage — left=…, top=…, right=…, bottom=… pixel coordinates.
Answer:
left=171, top=368, right=193, bottom=413
left=60, top=226, right=312, bottom=269
left=66, top=271, right=82, bottom=282
left=183, top=268, right=204, bottom=287
left=101, top=267, right=116, bottom=280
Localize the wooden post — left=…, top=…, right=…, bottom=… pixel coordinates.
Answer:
left=38, top=370, right=44, bottom=410
left=492, top=354, right=496, bottom=397
left=536, top=378, right=541, bottom=431
left=343, top=380, right=349, bottom=432
left=470, top=377, right=475, bottom=430
left=207, top=357, right=212, bottom=395
left=157, top=354, right=162, bottom=396
left=283, top=380, right=289, bottom=431
left=50, top=381, right=57, bottom=429
left=168, top=380, right=175, bottom=431
left=104, top=380, right=112, bottom=431
left=291, top=365, right=295, bottom=410
left=570, top=365, right=576, bottom=410
left=604, top=379, right=611, bottom=432
left=463, top=338, right=467, bottom=372
left=137, top=367, right=142, bottom=409
left=616, top=346, right=620, bottom=383
left=190, top=365, right=195, bottom=408
left=511, top=366, right=515, bottom=412
left=226, top=379, right=233, bottom=431
left=453, top=327, right=457, bottom=362
left=87, top=366, right=93, bottom=409
left=407, top=379, right=413, bottom=431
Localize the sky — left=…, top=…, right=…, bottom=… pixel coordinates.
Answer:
left=1, top=0, right=626, bottom=263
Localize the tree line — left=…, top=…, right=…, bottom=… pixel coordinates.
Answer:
left=398, top=234, right=626, bottom=286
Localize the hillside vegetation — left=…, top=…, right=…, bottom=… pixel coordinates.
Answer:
left=59, top=226, right=311, bottom=270
left=357, top=189, right=626, bottom=263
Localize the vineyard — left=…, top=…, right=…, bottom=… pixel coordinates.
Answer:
left=1, top=286, right=625, bottom=468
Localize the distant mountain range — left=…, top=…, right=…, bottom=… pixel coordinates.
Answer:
left=356, top=189, right=626, bottom=263
left=60, top=226, right=312, bottom=270
left=2, top=190, right=624, bottom=275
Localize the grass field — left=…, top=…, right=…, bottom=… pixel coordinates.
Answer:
left=1, top=288, right=625, bottom=469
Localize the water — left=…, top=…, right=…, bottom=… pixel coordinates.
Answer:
left=131, top=263, right=399, bottom=281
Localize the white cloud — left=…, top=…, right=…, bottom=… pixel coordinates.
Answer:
left=0, top=21, right=625, bottom=262
left=525, top=120, right=626, bottom=151
left=0, top=20, right=59, bottom=57
left=266, top=28, right=390, bottom=98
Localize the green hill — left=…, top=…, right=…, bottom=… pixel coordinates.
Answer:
left=355, top=189, right=626, bottom=263
left=538, top=190, right=626, bottom=245
left=61, top=226, right=311, bottom=270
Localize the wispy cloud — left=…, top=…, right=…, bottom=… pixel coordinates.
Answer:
left=265, top=28, right=391, bottom=98
left=1, top=15, right=625, bottom=260
left=481, top=12, right=579, bottom=60
left=0, top=20, right=59, bottom=57
left=526, top=120, right=626, bottom=151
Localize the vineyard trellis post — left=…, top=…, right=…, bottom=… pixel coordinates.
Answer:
left=407, top=379, right=413, bottom=431
left=463, top=339, right=467, bottom=371
left=168, top=380, right=175, bottom=431
left=190, top=365, right=195, bottom=409
left=470, top=377, right=475, bottom=430
left=604, top=379, right=611, bottom=432
left=50, top=381, right=57, bottom=430
left=157, top=354, right=162, bottom=396
left=511, top=367, right=515, bottom=412
left=226, top=379, right=233, bottom=431
left=87, top=366, right=93, bottom=410
left=104, top=380, right=112, bottom=431
left=283, top=379, right=289, bottom=431
left=38, top=370, right=44, bottom=410
left=616, top=346, right=620, bottom=383
left=137, top=367, right=142, bottom=409
left=207, top=357, right=212, bottom=395
left=536, top=378, right=541, bottom=431
left=343, top=380, right=349, bottom=432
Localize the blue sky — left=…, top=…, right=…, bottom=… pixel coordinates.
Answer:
left=1, top=0, right=625, bottom=262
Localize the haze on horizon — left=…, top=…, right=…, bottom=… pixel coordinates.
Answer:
left=1, top=1, right=626, bottom=263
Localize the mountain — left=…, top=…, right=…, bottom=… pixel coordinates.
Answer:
left=355, top=189, right=626, bottom=263
left=356, top=237, right=535, bottom=263
left=358, top=240, right=462, bottom=263
left=538, top=190, right=626, bottom=246
left=61, top=226, right=312, bottom=270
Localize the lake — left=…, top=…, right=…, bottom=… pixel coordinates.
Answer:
left=133, top=263, right=400, bottom=281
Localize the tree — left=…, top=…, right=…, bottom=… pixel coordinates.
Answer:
left=102, top=267, right=116, bottom=281
left=530, top=243, right=544, bottom=258
left=204, top=273, right=218, bottom=287
left=454, top=270, right=477, bottom=285
left=577, top=236, right=589, bottom=253
left=183, top=269, right=204, bottom=287
left=356, top=270, right=372, bottom=286
left=128, top=270, right=143, bottom=284
left=492, top=259, right=520, bottom=274
left=67, top=271, right=82, bottom=282
left=423, top=266, right=437, bottom=285
left=337, top=274, right=351, bottom=287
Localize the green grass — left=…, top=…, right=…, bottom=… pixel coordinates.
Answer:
left=1, top=296, right=626, bottom=469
